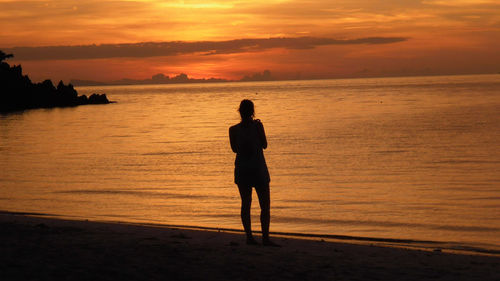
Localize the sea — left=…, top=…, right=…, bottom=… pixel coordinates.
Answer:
left=1, top=75, right=499, bottom=254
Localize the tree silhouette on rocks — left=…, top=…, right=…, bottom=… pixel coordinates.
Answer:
left=0, top=51, right=14, bottom=62
left=0, top=50, right=112, bottom=113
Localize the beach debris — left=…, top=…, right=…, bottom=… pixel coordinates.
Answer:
left=171, top=232, right=191, bottom=239
left=142, top=236, right=159, bottom=241
left=35, top=223, right=49, bottom=229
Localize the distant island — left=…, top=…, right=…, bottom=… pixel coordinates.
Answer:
left=0, top=50, right=112, bottom=113
left=71, top=70, right=273, bottom=86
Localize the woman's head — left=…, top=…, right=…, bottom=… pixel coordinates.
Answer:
left=239, top=99, right=254, bottom=120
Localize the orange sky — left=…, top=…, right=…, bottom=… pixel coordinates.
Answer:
left=1, top=0, right=499, bottom=82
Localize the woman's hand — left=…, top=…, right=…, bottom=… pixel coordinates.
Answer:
left=255, top=119, right=267, bottom=149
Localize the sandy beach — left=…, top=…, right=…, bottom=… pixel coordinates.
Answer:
left=1, top=211, right=498, bottom=281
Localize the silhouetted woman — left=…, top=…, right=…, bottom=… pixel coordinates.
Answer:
left=229, top=99, right=278, bottom=246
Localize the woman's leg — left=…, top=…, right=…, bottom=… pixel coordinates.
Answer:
left=237, top=184, right=256, bottom=243
left=255, top=183, right=270, bottom=241
left=256, top=184, right=279, bottom=246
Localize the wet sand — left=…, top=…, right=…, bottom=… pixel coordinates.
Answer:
left=1, top=212, right=498, bottom=281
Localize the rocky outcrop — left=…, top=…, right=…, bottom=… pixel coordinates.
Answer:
left=0, top=50, right=113, bottom=113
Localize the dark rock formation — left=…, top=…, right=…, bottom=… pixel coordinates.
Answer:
left=0, top=50, right=113, bottom=113
left=88, top=93, right=110, bottom=104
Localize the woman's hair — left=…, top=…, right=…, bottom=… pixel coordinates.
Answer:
left=238, top=99, right=254, bottom=120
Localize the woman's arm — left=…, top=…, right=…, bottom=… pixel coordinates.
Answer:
left=255, top=120, right=267, bottom=149
left=229, top=126, right=238, bottom=153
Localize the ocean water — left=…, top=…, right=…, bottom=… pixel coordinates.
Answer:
left=1, top=75, right=499, bottom=253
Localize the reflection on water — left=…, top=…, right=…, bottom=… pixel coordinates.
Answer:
left=1, top=75, right=499, bottom=251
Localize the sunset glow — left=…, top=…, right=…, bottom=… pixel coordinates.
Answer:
left=1, top=0, right=499, bottom=82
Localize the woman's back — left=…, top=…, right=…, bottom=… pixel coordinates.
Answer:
left=230, top=121, right=263, bottom=163
left=229, top=119, right=270, bottom=185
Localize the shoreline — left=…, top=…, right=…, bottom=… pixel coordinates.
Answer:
left=2, top=210, right=498, bottom=257
left=1, top=211, right=499, bottom=280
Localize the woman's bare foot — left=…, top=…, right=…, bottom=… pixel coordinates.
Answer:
left=246, top=237, right=259, bottom=245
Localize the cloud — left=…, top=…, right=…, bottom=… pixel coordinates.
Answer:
left=422, top=0, right=498, bottom=6
left=4, top=36, right=407, bottom=61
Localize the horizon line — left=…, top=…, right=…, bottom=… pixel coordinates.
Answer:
left=70, top=72, right=499, bottom=87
